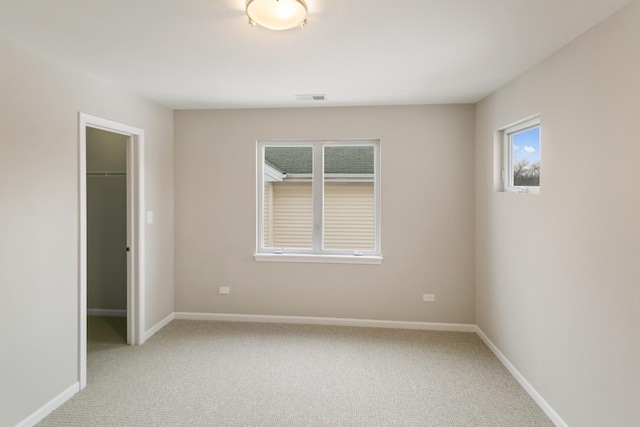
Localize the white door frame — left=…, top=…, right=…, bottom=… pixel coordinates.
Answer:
left=78, top=112, right=145, bottom=389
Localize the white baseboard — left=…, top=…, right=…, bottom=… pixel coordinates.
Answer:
left=142, top=312, right=175, bottom=343
left=16, top=382, right=79, bottom=427
left=475, top=326, right=568, bottom=427
left=174, top=312, right=476, bottom=332
left=87, top=308, right=126, bottom=317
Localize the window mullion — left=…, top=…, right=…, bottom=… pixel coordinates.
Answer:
left=312, top=143, right=323, bottom=252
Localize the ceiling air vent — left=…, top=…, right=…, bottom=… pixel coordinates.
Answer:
left=295, top=94, right=327, bottom=101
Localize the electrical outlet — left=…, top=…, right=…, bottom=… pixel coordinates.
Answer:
left=423, top=293, right=435, bottom=302
left=219, top=286, right=230, bottom=295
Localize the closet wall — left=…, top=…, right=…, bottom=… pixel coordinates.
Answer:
left=86, top=127, right=127, bottom=312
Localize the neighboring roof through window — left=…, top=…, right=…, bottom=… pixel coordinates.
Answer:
left=265, top=146, right=374, bottom=174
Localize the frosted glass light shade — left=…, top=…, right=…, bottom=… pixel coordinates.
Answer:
left=246, top=0, right=308, bottom=30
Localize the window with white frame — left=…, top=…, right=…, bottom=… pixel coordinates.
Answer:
left=257, top=140, right=381, bottom=258
left=502, top=117, right=541, bottom=193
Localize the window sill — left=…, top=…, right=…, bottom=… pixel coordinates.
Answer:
left=254, top=253, right=383, bottom=265
left=503, top=186, right=540, bottom=194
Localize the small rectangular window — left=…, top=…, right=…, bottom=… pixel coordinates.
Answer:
left=503, top=117, right=541, bottom=193
left=257, top=140, right=380, bottom=257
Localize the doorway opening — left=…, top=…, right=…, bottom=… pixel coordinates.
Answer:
left=78, top=113, right=145, bottom=390
left=86, top=128, right=128, bottom=343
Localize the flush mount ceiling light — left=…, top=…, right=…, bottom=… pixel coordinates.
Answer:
left=246, top=0, right=308, bottom=31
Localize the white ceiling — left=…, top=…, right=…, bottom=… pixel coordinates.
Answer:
left=0, top=0, right=632, bottom=109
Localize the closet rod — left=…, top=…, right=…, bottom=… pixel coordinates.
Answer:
left=87, top=171, right=126, bottom=177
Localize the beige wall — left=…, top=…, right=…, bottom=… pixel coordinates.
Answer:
left=474, top=2, right=640, bottom=426
left=0, top=39, right=174, bottom=426
left=87, top=128, right=127, bottom=311
left=174, top=105, right=476, bottom=323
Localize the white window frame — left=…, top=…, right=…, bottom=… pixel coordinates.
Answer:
left=255, top=140, right=382, bottom=264
left=502, top=116, right=541, bottom=194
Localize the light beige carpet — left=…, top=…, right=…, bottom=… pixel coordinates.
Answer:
left=39, top=318, right=554, bottom=426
